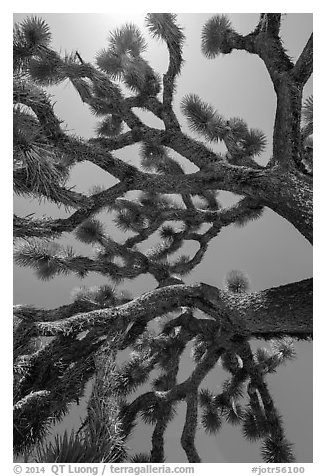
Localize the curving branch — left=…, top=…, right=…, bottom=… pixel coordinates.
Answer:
left=15, top=279, right=312, bottom=339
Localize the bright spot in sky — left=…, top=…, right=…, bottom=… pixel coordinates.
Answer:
left=103, top=13, right=146, bottom=26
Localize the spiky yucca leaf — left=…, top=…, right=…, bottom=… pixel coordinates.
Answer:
left=201, top=407, right=222, bottom=434
left=214, top=393, right=231, bottom=413
left=140, top=142, right=165, bottom=160
left=71, top=284, right=117, bottom=307
left=122, top=57, right=161, bottom=95
left=146, top=14, right=185, bottom=45
left=222, top=378, right=245, bottom=400
left=93, top=244, right=116, bottom=264
left=114, top=208, right=146, bottom=233
left=159, top=225, right=177, bottom=241
left=243, top=128, right=267, bottom=157
left=109, top=24, right=147, bottom=56
left=270, top=338, right=296, bottom=364
left=130, top=453, right=152, bottom=463
left=225, top=402, right=244, bottom=425
left=13, top=105, right=44, bottom=150
left=140, top=142, right=184, bottom=175
left=261, top=436, right=295, bottom=463
left=233, top=205, right=264, bottom=228
left=20, top=16, right=52, bottom=49
left=14, top=16, right=52, bottom=72
left=255, top=347, right=272, bottom=365
left=88, top=97, right=116, bottom=116
left=157, top=156, right=184, bottom=175
left=96, top=48, right=124, bottom=79
left=96, top=284, right=120, bottom=306
left=75, top=218, right=105, bottom=244
left=138, top=191, right=172, bottom=210
left=199, top=388, right=216, bottom=408
left=180, top=93, right=225, bottom=140
left=142, top=154, right=184, bottom=175
left=73, top=285, right=130, bottom=307
left=225, top=270, right=250, bottom=293
left=113, top=356, right=152, bottom=396
left=221, top=351, right=241, bottom=373
left=170, top=255, right=193, bottom=276
left=302, top=95, right=313, bottom=137
left=141, top=401, right=176, bottom=425
left=228, top=117, right=249, bottom=137
left=96, top=115, right=123, bottom=137
left=14, top=240, right=59, bottom=269
left=254, top=347, right=281, bottom=374
left=14, top=241, right=75, bottom=280
left=35, top=430, right=89, bottom=463
left=13, top=144, right=78, bottom=207
left=242, top=409, right=270, bottom=442
left=156, top=337, right=186, bottom=370
left=202, top=15, right=236, bottom=58
left=27, top=51, right=65, bottom=86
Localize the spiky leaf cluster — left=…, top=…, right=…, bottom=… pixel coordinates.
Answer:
left=242, top=408, right=270, bottom=442
left=261, top=436, right=295, bottom=463
left=146, top=14, right=184, bottom=45
left=75, top=218, right=105, bottom=244
left=14, top=241, right=76, bottom=280
left=96, top=23, right=160, bottom=96
left=201, top=15, right=237, bottom=57
left=129, top=453, right=152, bottom=463
left=180, top=94, right=225, bottom=141
left=140, top=142, right=184, bottom=175
left=254, top=339, right=296, bottom=374
left=302, top=95, right=313, bottom=137
left=199, top=389, right=222, bottom=434
left=113, top=354, right=154, bottom=396
left=13, top=103, right=72, bottom=203
left=71, top=284, right=120, bottom=307
left=220, top=351, right=241, bottom=373
left=181, top=94, right=266, bottom=158
left=96, top=115, right=124, bottom=137
left=14, top=16, right=52, bottom=73
left=141, top=400, right=176, bottom=426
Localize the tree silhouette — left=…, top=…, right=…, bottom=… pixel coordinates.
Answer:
left=13, top=13, right=312, bottom=463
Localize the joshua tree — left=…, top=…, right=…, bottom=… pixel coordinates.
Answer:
left=13, top=13, right=312, bottom=463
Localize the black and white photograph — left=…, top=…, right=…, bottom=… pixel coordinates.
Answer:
left=12, top=10, right=313, bottom=467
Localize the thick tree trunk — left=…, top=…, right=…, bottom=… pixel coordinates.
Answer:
left=255, top=170, right=313, bottom=244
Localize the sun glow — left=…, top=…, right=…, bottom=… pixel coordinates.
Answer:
left=103, top=13, right=147, bottom=27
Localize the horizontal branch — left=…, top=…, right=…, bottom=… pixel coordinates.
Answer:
left=204, top=278, right=313, bottom=337
left=59, top=136, right=141, bottom=181
left=17, top=278, right=312, bottom=339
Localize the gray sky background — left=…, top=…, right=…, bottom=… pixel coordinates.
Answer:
left=13, top=13, right=313, bottom=463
